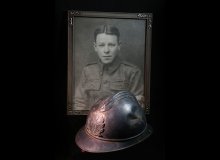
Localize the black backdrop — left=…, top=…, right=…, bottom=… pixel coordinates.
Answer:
left=51, top=0, right=167, bottom=159
left=6, top=0, right=212, bottom=159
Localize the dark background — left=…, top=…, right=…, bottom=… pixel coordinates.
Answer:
left=51, top=0, right=166, bottom=159
left=5, top=0, right=215, bottom=159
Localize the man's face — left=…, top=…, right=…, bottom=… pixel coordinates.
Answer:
left=94, top=33, right=121, bottom=64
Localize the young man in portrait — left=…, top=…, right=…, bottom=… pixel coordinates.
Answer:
left=74, top=24, right=144, bottom=111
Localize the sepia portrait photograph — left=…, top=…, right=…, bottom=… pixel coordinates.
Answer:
left=67, top=11, right=152, bottom=115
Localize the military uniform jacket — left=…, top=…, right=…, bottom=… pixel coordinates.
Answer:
left=74, top=57, right=144, bottom=110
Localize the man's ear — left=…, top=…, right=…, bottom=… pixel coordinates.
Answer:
left=118, top=41, right=122, bottom=50
left=93, top=42, right=97, bottom=52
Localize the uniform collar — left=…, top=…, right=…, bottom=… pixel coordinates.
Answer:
left=99, top=56, right=122, bottom=75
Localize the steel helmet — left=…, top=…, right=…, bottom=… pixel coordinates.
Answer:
left=75, top=91, right=152, bottom=153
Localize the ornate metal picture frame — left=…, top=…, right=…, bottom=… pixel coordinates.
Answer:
left=67, top=10, right=153, bottom=115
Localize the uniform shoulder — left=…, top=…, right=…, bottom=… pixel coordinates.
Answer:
left=83, top=61, right=99, bottom=71
left=85, top=61, right=98, bottom=66
left=83, top=61, right=98, bottom=68
left=122, top=61, right=140, bottom=70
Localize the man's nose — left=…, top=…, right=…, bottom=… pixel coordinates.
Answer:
left=104, top=46, right=110, bottom=53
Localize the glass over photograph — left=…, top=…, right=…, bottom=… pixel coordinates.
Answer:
left=67, top=11, right=152, bottom=115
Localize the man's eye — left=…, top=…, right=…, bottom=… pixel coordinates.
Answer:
left=98, top=44, right=105, bottom=47
left=109, top=44, right=116, bottom=47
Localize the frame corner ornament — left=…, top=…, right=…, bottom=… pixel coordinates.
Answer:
left=67, top=104, right=73, bottom=113
left=137, top=13, right=152, bottom=30
left=70, top=10, right=80, bottom=16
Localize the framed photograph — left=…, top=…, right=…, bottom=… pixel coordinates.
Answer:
left=67, top=10, right=153, bottom=115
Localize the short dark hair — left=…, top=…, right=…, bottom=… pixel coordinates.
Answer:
left=94, top=25, right=120, bottom=42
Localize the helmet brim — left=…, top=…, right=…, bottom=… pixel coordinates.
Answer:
left=75, top=124, right=153, bottom=153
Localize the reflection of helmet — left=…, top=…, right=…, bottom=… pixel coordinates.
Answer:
left=75, top=91, right=153, bottom=153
